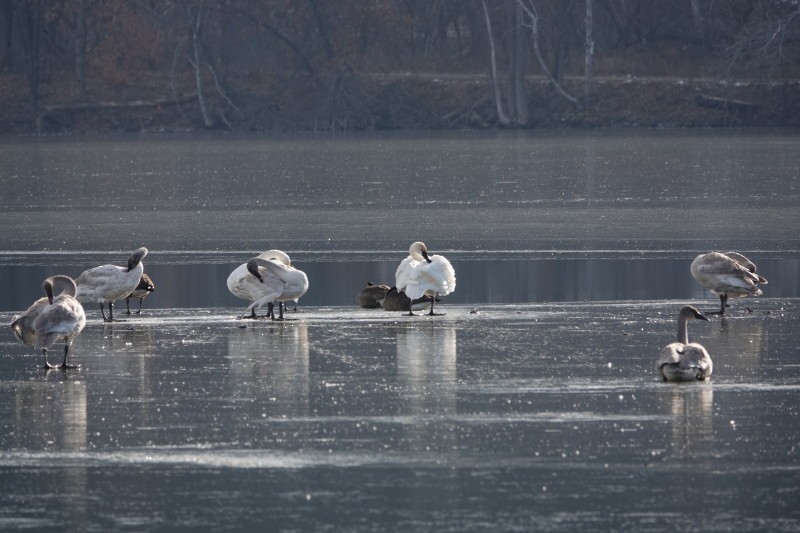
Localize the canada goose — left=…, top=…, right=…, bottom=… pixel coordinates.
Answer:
left=126, top=272, right=155, bottom=314
left=690, top=251, right=767, bottom=315
left=657, top=306, right=712, bottom=382
left=395, top=242, right=456, bottom=316
left=356, top=282, right=390, bottom=308
left=75, top=247, right=148, bottom=322
left=23, top=276, right=86, bottom=369
left=227, top=250, right=308, bottom=320
left=381, top=287, right=436, bottom=312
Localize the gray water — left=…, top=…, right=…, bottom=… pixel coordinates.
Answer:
left=1, top=130, right=799, bottom=532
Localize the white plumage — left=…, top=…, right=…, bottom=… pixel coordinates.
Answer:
left=395, top=241, right=455, bottom=315
left=656, top=306, right=712, bottom=382
left=690, top=251, right=767, bottom=315
left=76, top=247, right=148, bottom=322
left=11, top=275, right=86, bottom=369
left=227, top=250, right=308, bottom=320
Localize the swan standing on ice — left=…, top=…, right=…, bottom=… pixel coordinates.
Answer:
left=657, top=306, right=712, bottom=382
left=356, top=282, right=390, bottom=308
left=690, top=251, right=767, bottom=315
left=395, top=242, right=456, bottom=316
left=76, top=247, right=148, bottom=322
left=12, top=275, right=86, bottom=369
left=10, top=275, right=77, bottom=353
left=126, top=272, right=155, bottom=315
left=227, top=250, right=308, bottom=320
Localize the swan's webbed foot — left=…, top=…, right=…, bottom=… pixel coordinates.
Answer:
left=41, top=350, right=55, bottom=370
left=59, top=363, right=79, bottom=370
left=427, top=311, right=446, bottom=316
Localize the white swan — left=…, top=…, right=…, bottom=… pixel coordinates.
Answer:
left=126, top=272, right=155, bottom=315
left=14, top=276, right=86, bottom=369
left=657, top=306, right=712, bottom=382
left=395, top=242, right=455, bottom=316
left=690, top=251, right=767, bottom=315
left=227, top=250, right=308, bottom=320
left=76, top=247, right=148, bottom=322
left=356, top=282, right=390, bottom=308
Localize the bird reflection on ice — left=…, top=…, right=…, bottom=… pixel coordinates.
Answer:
left=396, top=325, right=457, bottom=416
left=226, top=323, right=310, bottom=417
left=665, top=386, right=715, bottom=460
left=9, top=376, right=88, bottom=526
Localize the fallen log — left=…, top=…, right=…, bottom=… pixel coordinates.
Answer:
left=695, top=94, right=759, bottom=112
left=36, top=93, right=197, bottom=133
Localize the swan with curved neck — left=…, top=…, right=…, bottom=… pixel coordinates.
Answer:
left=691, top=251, right=767, bottom=316
left=657, top=306, right=712, bottom=382
left=76, top=247, right=148, bottom=322
left=10, top=275, right=86, bottom=369
left=227, top=250, right=308, bottom=320
left=10, top=275, right=78, bottom=350
left=395, top=242, right=455, bottom=316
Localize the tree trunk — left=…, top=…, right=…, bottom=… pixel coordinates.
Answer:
left=189, top=3, right=214, bottom=128
left=513, top=2, right=529, bottom=126
left=584, top=0, right=593, bottom=106
left=14, top=0, right=41, bottom=116
left=517, top=0, right=582, bottom=109
left=74, top=0, right=87, bottom=100
left=480, top=0, right=510, bottom=127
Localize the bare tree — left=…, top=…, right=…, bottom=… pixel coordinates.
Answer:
left=480, top=0, right=510, bottom=126
left=517, top=0, right=582, bottom=109
left=584, top=0, right=593, bottom=105
left=74, top=0, right=87, bottom=100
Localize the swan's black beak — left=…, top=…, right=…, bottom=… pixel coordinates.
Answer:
left=421, top=249, right=433, bottom=264
left=696, top=311, right=710, bottom=322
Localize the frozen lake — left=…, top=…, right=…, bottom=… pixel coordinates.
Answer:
left=1, top=130, right=799, bottom=531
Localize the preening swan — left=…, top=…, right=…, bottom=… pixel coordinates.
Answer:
left=12, top=276, right=86, bottom=369
left=76, top=247, right=148, bottom=322
left=227, top=250, right=308, bottom=320
left=356, top=282, right=390, bottom=308
left=690, top=251, right=767, bottom=315
left=657, top=306, right=712, bottom=382
left=10, top=275, right=78, bottom=352
left=381, top=286, right=435, bottom=312
left=126, top=272, right=155, bottom=315
left=395, top=242, right=455, bottom=316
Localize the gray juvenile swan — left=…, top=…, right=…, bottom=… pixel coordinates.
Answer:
left=10, top=275, right=77, bottom=351
left=656, top=306, right=712, bottom=382
left=395, top=242, right=456, bottom=316
left=13, top=275, right=86, bottom=369
left=76, top=247, right=148, bottom=322
left=126, top=272, right=155, bottom=315
left=690, top=251, right=767, bottom=316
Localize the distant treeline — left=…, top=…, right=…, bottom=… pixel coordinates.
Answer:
left=0, top=0, right=798, bottom=133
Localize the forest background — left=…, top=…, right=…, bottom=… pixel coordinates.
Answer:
left=1, top=0, right=798, bottom=134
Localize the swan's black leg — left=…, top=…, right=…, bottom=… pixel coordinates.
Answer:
left=60, top=344, right=78, bottom=369
left=108, top=301, right=115, bottom=321
left=126, top=297, right=132, bottom=315
left=707, top=294, right=728, bottom=316
left=137, top=299, right=144, bottom=314
left=427, top=295, right=444, bottom=316
left=273, top=301, right=285, bottom=321
left=41, top=348, right=55, bottom=369
left=99, top=303, right=110, bottom=322
left=267, top=302, right=275, bottom=320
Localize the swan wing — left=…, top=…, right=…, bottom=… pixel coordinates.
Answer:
left=10, top=297, right=48, bottom=346
left=257, top=259, right=309, bottom=300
